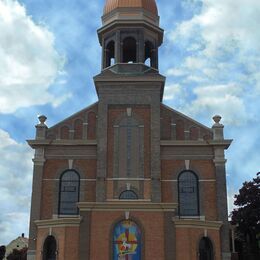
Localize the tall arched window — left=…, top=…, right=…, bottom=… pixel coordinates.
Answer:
left=119, top=190, right=138, bottom=200
left=178, top=171, right=199, bottom=216
left=199, top=237, right=214, bottom=260
left=113, top=220, right=142, bottom=259
left=42, top=236, right=57, bottom=260
left=123, top=37, right=137, bottom=63
left=114, top=115, right=144, bottom=178
left=59, top=170, right=80, bottom=215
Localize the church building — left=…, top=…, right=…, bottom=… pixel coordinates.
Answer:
left=27, top=0, right=232, bottom=259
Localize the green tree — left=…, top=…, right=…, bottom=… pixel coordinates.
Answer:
left=6, top=247, right=27, bottom=260
left=0, top=246, right=6, bottom=260
left=231, top=172, right=260, bottom=259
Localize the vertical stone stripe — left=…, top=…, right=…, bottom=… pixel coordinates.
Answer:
left=113, top=126, right=119, bottom=178
left=171, top=123, right=176, bottom=140
left=151, top=95, right=161, bottom=202
left=164, top=212, right=176, bottom=260
left=215, top=163, right=231, bottom=260
left=79, top=212, right=91, bottom=260
left=96, top=102, right=108, bottom=201
left=139, top=125, right=144, bottom=178
left=28, top=160, right=45, bottom=257
left=83, top=122, right=88, bottom=140
left=138, top=29, right=145, bottom=63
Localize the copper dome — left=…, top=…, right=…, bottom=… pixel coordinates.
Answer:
left=104, top=0, right=158, bottom=16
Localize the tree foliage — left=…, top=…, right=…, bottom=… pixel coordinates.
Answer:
left=6, top=247, right=27, bottom=260
left=0, top=246, right=6, bottom=260
left=231, top=172, right=260, bottom=233
left=231, top=172, right=260, bottom=259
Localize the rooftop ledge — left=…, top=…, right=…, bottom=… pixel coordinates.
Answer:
left=78, top=201, right=177, bottom=212
left=94, top=63, right=165, bottom=78
left=35, top=217, right=82, bottom=228
left=172, top=218, right=223, bottom=230
left=160, top=140, right=232, bottom=149
left=27, top=139, right=97, bottom=148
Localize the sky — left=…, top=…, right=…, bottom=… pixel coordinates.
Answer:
left=0, top=0, right=259, bottom=245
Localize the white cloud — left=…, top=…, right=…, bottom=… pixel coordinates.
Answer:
left=0, top=0, right=68, bottom=114
left=0, top=128, right=33, bottom=244
left=165, top=0, right=260, bottom=125
left=164, top=84, right=183, bottom=101
left=166, top=68, right=187, bottom=77
left=184, top=84, right=247, bottom=125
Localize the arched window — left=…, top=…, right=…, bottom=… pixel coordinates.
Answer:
left=199, top=237, right=214, bottom=260
left=113, top=220, right=142, bottom=259
left=119, top=190, right=138, bottom=200
left=105, top=40, right=115, bottom=67
left=178, top=171, right=199, bottom=216
left=42, top=236, right=57, bottom=260
left=123, top=37, right=137, bottom=63
left=59, top=170, right=80, bottom=215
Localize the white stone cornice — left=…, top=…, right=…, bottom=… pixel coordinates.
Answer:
left=173, top=219, right=223, bottom=230
left=27, top=139, right=97, bottom=148
left=213, top=159, right=227, bottom=166
left=160, top=140, right=232, bottom=149
left=32, top=158, right=45, bottom=166
left=78, top=201, right=177, bottom=212
left=35, top=217, right=82, bottom=228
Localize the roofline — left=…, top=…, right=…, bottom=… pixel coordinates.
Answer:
left=161, top=103, right=213, bottom=132
left=48, top=102, right=98, bottom=130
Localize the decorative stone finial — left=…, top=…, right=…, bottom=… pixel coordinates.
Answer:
left=212, top=115, right=224, bottom=140
left=213, top=115, right=222, bottom=125
left=38, top=115, right=47, bottom=125
left=36, top=115, right=48, bottom=140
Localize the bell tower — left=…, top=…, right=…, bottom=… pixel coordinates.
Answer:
left=94, top=0, right=166, bottom=203
left=99, top=0, right=163, bottom=69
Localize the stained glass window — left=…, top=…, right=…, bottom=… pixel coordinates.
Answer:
left=59, top=170, right=80, bottom=215
left=113, top=220, right=142, bottom=260
left=178, top=171, right=199, bottom=216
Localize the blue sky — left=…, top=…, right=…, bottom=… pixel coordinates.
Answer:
left=0, top=0, right=259, bottom=245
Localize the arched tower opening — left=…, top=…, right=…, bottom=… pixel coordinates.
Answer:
left=105, top=40, right=115, bottom=67
left=123, top=37, right=137, bottom=63
left=145, top=40, right=156, bottom=67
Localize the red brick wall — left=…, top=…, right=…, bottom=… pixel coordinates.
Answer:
left=36, top=226, right=79, bottom=260
left=175, top=227, right=221, bottom=260
left=161, top=160, right=217, bottom=220
left=87, top=111, right=97, bottom=140
left=74, top=119, right=83, bottom=139
left=60, top=126, right=69, bottom=139
left=41, top=159, right=97, bottom=219
left=46, top=103, right=98, bottom=140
